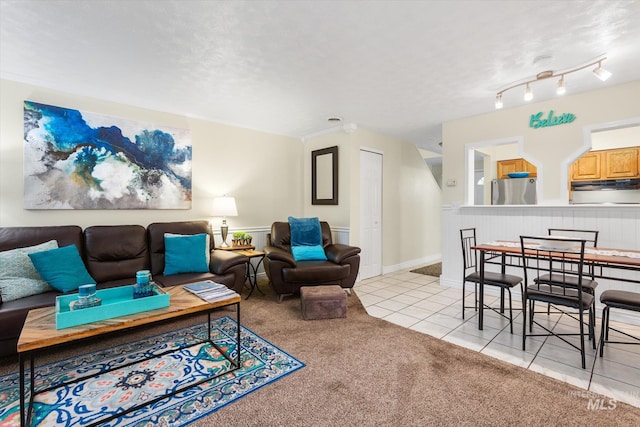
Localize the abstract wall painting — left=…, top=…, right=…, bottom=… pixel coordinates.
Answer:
left=23, top=101, right=192, bottom=209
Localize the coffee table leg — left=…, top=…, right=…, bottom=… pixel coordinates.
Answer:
left=236, top=302, right=241, bottom=367
left=19, top=354, right=24, bottom=427
left=19, top=352, right=35, bottom=427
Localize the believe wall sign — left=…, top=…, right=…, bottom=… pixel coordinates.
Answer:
left=529, top=110, right=576, bottom=129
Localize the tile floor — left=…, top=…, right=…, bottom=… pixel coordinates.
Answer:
left=354, top=268, right=640, bottom=409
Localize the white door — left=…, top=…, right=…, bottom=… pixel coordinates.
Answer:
left=359, top=149, right=383, bottom=280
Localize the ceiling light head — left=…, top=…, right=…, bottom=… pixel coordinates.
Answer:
left=327, top=116, right=342, bottom=123
left=593, top=62, right=612, bottom=81
left=556, top=76, right=566, bottom=95
left=524, top=84, right=533, bottom=101
left=495, top=93, right=503, bottom=109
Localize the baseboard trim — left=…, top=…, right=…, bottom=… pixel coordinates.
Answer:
left=381, top=254, right=441, bottom=276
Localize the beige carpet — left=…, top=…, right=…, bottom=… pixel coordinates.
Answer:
left=2, top=283, right=638, bottom=426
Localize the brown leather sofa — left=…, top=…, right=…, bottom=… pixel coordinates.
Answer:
left=263, top=221, right=361, bottom=301
left=0, top=221, right=248, bottom=358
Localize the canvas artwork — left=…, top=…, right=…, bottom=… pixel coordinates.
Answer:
left=23, top=101, right=192, bottom=209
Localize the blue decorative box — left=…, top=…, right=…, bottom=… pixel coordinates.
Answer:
left=55, top=284, right=170, bottom=329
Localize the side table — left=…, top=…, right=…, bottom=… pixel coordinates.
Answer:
left=216, top=246, right=266, bottom=299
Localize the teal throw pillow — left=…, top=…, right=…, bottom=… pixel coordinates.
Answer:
left=28, top=244, right=96, bottom=293
left=291, top=245, right=327, bottom=262
left=288, top=216, right=322, bottom=246
left=164, top=233, right=211, bottom=276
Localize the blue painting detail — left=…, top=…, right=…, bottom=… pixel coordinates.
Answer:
left=23, top=101, right=192, bottom=209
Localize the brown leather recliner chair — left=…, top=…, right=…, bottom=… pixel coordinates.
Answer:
left=263, top=221, right=361, bottom=301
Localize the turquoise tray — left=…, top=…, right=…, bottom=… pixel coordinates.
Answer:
left=55, top=284, right=170, bottom=329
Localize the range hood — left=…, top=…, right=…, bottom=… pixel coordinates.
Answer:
left=571, top=179, right=640, bottom=204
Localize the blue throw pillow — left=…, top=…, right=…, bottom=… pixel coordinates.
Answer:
left=164, top=233, right=211, bottom=276
left=28, top=245, right=96, bottom=293
left=291, top=245, right=327, bottom=262
left=288, top=216, right=322, bottom=246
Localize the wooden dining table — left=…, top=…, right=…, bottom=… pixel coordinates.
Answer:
left=471, top=241, right=640, bottom=330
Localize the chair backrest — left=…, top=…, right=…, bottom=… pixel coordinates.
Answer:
left=548, top=228, right=598, bottom=247
left=520, top=235, right=588, bottom=296
left=147, top=221, right=214, bottom=277
left=269, top=221, right=333, bottom=252
left=460, top=228, right=478, bottom=274
left=548, top=228, right=598, bottom=278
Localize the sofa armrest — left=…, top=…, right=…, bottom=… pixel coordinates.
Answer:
left=325, top=244, right=361, bottom=264
left=264, top=245, right=296, bottom=267
left=210, top=250, right=248, bottom=275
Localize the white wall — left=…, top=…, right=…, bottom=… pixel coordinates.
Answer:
left=591, top=126, right=640, bottom=150
left=442, top=81, right=640, bottom=206
left=0, top=79, right=303, bottom=234
left=1, top=79, right=440, bottom=274
left=302, top=127, right=443, bottom=270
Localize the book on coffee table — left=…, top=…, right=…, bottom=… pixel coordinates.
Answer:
left=183, top=281, right=239, bottom=303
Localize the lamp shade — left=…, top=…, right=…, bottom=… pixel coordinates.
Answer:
left=212, top=196, right=238, bottom=217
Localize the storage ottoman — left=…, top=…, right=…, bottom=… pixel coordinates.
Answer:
left=300, top=285, right=347, bottom=320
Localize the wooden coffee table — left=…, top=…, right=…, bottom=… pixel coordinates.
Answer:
left=17, top=285, right=241, bottom=427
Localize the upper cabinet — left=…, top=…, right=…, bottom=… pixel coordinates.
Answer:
left=497, top=158, right=537, bottom=179
left=604, top=147, right=639, bottom=179
left=571, top=147, right=639, bottom=181
left=571, top=151, right=602, bottom=180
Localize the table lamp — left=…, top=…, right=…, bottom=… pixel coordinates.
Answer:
left=212, top=196, right=238, bottom=247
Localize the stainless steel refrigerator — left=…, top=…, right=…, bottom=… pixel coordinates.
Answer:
left=491, top=177, right=537, bottom=205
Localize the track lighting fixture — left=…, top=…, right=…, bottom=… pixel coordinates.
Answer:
left=556, top=75, right=566, bottom=95
left=593, top=61, right=612, bottom=81
left=524, top=84, right=533, bottom=101
left=495, top=56, right=611, bottom=109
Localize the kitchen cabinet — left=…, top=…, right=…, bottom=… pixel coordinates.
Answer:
left=570, top=147, right=639, bottom=181
left=604, top=147, right=639, bottom=178
left=497, top=158, right=537, bottom=179
left=571, top=151, right=602, bottom=180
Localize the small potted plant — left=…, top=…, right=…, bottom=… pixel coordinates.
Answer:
left=232, top=231, right=245, bottom=247
left=244, top=233, right=252, bottom=245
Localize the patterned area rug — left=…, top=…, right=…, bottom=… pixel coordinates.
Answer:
left=410, top=262, right=442, bottom=277
left=0, top=317, right=304, bottom=426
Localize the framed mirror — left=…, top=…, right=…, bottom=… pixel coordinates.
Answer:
left=312, top=146, right=338, bottom=205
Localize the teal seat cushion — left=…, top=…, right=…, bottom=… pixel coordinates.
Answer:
left=291, top=245, right=327, bottom=262
left=163, top=233, right=211, bottom=276
left=28, top=244, right=96, bottom=293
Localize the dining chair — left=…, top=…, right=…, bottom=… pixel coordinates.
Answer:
left=538, top=228, right=600, bottom=315
left=520, top=235, right=596, bottom=369
left=460, top=228, right=523, bottom=333
left=599, top=290, right=640, bottom=357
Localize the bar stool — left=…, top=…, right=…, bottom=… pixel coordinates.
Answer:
left=599, top=290, right=640, bottom=357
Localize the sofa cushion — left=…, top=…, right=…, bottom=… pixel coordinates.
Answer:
left=29, top=244, right=96, bottom=293
left=163, top=233, right=210, bottom=275
left=282, top=261, right=350, bottom=283
left=84, top=225, right=149, bottom=283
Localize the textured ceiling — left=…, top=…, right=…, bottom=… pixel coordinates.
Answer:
left=2, top=0, right=640, bottom=152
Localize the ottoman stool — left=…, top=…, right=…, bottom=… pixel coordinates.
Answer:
left=300, top=285, right=347, bottom=320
